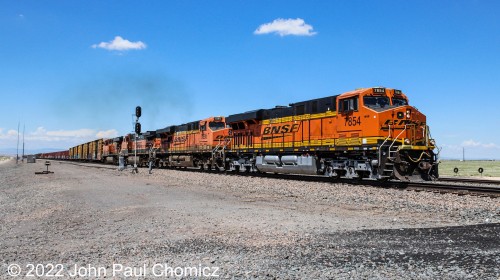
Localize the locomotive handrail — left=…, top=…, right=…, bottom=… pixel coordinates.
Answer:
left=378, top=125, right=392, bottom=163
left=212, top=136, right=231, bottom=154
left=389, top=125, right=407, bottom=151
left=378, top=124, right=407, bottom=164
left=425, top=125, right=430, bottom=146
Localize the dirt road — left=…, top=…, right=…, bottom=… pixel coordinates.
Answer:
left=1, top=159, right=499, bottom=279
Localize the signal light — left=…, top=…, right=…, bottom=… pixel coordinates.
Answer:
left=135, top=122, right=141, bottom=134
left=135, top=106, right=142, bottom=118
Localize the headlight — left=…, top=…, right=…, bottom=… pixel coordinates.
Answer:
left=429, top=139, right=436, bottom=146
left=404, top=138, right=411, bottom=145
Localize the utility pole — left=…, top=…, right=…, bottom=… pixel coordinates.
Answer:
left=16, top=121, right=20, bottom=164
left=22, top=124, right=25, bottom=163
left=463, top=147, right=465, bottom=162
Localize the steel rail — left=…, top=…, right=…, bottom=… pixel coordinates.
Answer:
left=438, top=176, right=500, bottom=185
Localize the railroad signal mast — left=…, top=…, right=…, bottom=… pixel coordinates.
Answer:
left=133, top=106, right=141, bottom=173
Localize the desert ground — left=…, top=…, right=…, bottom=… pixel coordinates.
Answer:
left=1, top=158, right=499, bottom=279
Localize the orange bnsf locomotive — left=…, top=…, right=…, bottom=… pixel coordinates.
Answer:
left=55, top=116, right=231, bottom=168
left=37, top=87, right=438, bottom=181
left=224, top=87, right=438, bottom=181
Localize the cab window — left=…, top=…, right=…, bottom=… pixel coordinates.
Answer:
left=363, top=96, right=390, bottom=109
left=209, top=121, right=226, bottom=131
left=392, top=97, right=408, bottom=106
left=339, top=97, right=358, bottom=112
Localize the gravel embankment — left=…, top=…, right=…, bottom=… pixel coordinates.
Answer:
left=1, top=160, right=499, bottom=279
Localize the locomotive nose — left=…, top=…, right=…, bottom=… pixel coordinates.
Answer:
left=397, top=105, right=425, bottom=123
left=395, top=107, right=412, bottom=119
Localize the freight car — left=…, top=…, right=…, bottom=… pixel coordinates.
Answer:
left=37, top=150, right=69, bottom=160
left=69, top=139, right=103, bottom=161
left=224, top=87, right=438, bottom=181
left=36, top=86, right=438, bottom=182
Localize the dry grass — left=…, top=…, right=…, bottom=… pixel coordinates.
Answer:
left=439, top=160, right=500, bottom=177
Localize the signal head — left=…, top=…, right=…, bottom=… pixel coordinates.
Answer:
left=135, top=106, right=142, bottom=118
left=135, top=122, right=141, bottom=134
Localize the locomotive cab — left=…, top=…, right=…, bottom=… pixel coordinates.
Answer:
left=349, top=87, right=438, bottom=181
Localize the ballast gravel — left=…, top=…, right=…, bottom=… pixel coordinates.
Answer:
left=1, top=159, right=499, bottom=279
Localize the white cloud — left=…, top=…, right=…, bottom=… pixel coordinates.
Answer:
left=0, top=127, right=119, bottom=152
left=0, top=129, right=17, bottom=139
left=439, top=140, right=500, bottom=159
left=0, top=127, right=115, bottom=142
left=92, top=36, right=147, bottom=51
left=28, top=127, right=118, bottom=141
left=254, top=18, right=317, bottom=37
left=461, top=139, right=498, bottom=149
left=7, top=130, right=18, bottom=136
left=46, top=129, right=95, bottom=138
left=96, top=129, right=118, bottom=138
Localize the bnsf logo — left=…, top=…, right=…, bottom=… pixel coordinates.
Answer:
left=263, top=124, right=300, bottom=135
left=384, top=120, right=424, bottom=126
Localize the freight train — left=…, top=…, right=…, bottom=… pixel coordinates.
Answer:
left=37, top=87, right=439, bottom=181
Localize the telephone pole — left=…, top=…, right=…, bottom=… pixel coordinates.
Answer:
left=22, top=124, right=25, bottom=163
left=16, top=122, right=20, bottom=164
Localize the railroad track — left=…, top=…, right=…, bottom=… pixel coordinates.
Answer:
left=229, top=172, right=500, bottom=198
left=438, top=176, right=500, bottom=185
left=405, top=181, right=500, bottom=198
left=51, top=160, right=500, bottom=198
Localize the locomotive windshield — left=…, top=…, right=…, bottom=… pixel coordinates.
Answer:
left=209, top=121, right=226, bottom=131
left=363, top=96, right=390, bottom=109
left=392, top=97, right=408, bottom=106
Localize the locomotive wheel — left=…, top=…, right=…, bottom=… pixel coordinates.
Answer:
left=378, top=177, right=389, bottom=182
left=204, top=163, right=211, bottom=171
left=330, top=171, right=340, bottom=180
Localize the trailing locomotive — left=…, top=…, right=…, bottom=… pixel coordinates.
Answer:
left=37, top=87, right=439, bottom=181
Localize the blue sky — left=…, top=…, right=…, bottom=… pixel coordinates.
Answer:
left=1, top=0, right=499, bottom=159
